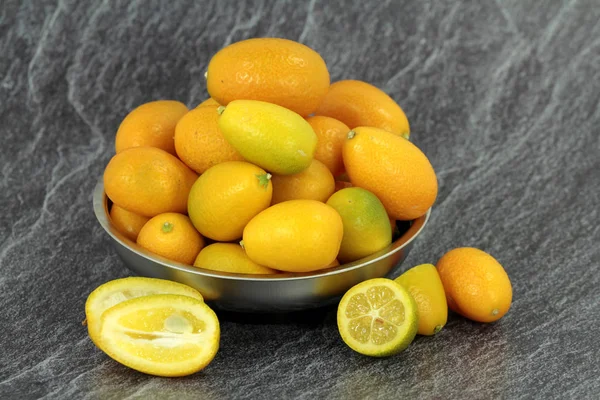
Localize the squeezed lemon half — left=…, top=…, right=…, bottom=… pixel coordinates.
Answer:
left=98, top=294, right=219, bottom=377
left=337, top=278, right=418, bottom=357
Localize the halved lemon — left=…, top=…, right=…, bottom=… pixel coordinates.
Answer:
left=85, top=277, right=204, bottom=346
left=98, top=294, right=220, bottom=377
left=337, top=278, right=418, bottom=357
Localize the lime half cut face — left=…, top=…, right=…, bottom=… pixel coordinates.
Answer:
left=337, top=278, right=418, bottom=357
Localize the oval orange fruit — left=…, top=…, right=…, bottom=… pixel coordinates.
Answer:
left=187, top=161, right=273, bottom=241
left=136, top=213, right=205, bottom=265
left=115, top=100, right=188, bottom=155
left=436, top=248, right=512, bottom=323
left=326, top=187, right=392, bottom=263
left=315, top=80, right=410, bottom=137
left=206, top=38, right=330, bottom=116
left=109, top=205, right=150, bottom=242
left=395, top=263, right=448, bottom=335
left=271, top=159, right=335, bottom=205
left=242, top=200, right=343, bottom=272
left=103, top=147, right=198, bottom=217
left=342, top=127, right=437, bottom=220
left=306, top=116, right=350, bottom=177
left=217, top=100, right=317, bottom=175
left=193, top=243, right=278, bottom=275
left=174, top=105, right=244, bottom=174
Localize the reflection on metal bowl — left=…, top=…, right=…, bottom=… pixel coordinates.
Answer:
left=93, top=181, right=430, bottom=313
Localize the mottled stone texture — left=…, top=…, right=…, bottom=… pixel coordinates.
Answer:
left=1, top=0, right=599, bottom=398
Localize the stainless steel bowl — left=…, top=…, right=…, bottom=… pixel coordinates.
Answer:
left=93, top=181, right=430, bottom=313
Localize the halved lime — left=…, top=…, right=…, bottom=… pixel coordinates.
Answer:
left=337, top=278, right=418, bottom=357
left=98, top=294, right=219, bottom=377
left=85, top=277, right=203, bottom=346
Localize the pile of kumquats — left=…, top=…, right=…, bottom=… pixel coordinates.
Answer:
left=85, top=38, right=512, bottom=377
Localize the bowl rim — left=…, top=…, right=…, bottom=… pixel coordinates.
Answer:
left=93, top=180, right=430, bottom=282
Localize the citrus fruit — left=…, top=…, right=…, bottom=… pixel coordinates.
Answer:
left=326, top=187, right=392, bottom=263
left=187, top=161, right=272, bottom=241
left=314, top=80, right=410, bottom=138
left=136, top=213, right=205, bottom=265
left=193, top=243, right=278, bottom=274
left=174, top=105, right=244, bottom=174
left=98, top=294, right=219, bottom=377
left=395, top=264, right=448, bottom=335
left=271, top=159, right=335, bottom=205
left=103, top=146, right=198, bottom=217
left=85, top=277, right=204, bottom=346
left=218, top=100, right=317, bottom=175
left=115, top=100, right=188, bottom=155
left=342, top=127, right=437, bottom=220
left=242, top=200, right=343, bottom=272
left=436, top=248, right=512, bottom=323
left=109, top=205, right=149, bottom=242
left=337, top=278, right=418, bottom=357
left=306, top=116, right=350, bottom=176
left=197, top=98, right=220, bottom=108
left=206, top=37, right=330, bottom=116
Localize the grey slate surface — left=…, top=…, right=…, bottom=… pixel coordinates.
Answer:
left=1, top=0, right=599, bottom=398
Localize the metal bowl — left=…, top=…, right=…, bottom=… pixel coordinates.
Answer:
left=93, top=181, right=430, bottom=313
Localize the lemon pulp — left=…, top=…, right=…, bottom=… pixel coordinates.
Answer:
left=99, top=294, right=219, bottom=377
left=337, top=278, right=418, bottom=357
